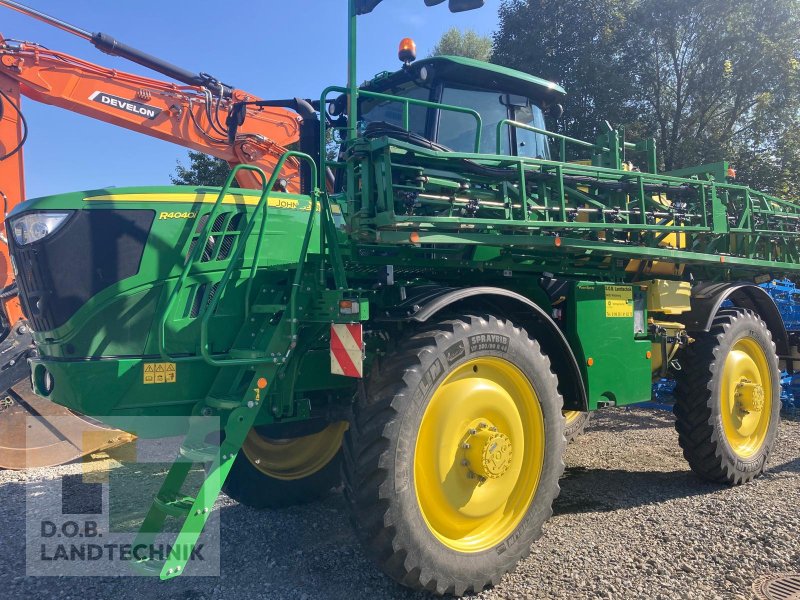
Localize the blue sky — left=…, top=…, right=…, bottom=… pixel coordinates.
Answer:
left=3, top=0, right=501, bottom=198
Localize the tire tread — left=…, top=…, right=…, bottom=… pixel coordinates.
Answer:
left=343, top=314, right=565, bottom=595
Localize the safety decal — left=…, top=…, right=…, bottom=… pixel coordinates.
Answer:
left=143, top=362, right=176, bottom=384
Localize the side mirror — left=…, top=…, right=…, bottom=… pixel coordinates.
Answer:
left=447, top=0, right=485, bottom=12
left=328, top=94, right=348, bottom=117
left=549, top=104, right=564, bottom=119
left=360, top=0, right=484, bottom=14
left=424, top=0, right=485, bottom=11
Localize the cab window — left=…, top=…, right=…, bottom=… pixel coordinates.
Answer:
left=437, top=86, right=551, bottom=159
left=513, top=104, right=550, bottom=160
left=360, top=83, right=430, bottom=136
left=438, top=86, right=509, bottom=154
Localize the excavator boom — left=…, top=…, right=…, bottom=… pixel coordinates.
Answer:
left=0, top=68, right=32, bottom=403
left=0, top=36, right=301, bottom=190
left=0, top=72, right=23, bottom=298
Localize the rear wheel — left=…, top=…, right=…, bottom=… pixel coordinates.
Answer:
left=343, top=315, right=565, bottom=595
left=222, top=421, right=347, bottom=509
left=563, top=410, right=590, bottom=442
left=673, top=309, right=780, bottom=485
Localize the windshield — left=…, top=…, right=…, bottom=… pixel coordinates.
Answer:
left=360, top=82, right=552, bottom=160
left=360, top=83, right=430, bottom=136
left=513, top=104, right=550, bottom=160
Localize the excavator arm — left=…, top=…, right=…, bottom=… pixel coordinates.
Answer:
left=0, top=72, right=23, bottom=300
left=0, top=34, right=302, bottom=192
left=0, top=72, right=30, bottom=388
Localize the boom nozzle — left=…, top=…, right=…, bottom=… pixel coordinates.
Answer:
left=0, top=0, right=232, bottom=96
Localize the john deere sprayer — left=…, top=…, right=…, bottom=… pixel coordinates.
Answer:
left=7, top=0, right=800, bottom=594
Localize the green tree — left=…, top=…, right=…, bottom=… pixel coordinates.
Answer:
left=493, top=0, right=800, bottom=197
left=171, top=151, right=231, bottom=186
left=734, top=109, right=800, bottom=199
left=430, top=27, right=493, bottom=62
left=623, top=0, right=800, bottom=178
left=493, top=0, right=636, bottom=151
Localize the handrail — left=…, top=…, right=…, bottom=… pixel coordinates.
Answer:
left=158, top=163, right=269, bottom=363
left=199, top=151, right=318, bottom=367
left=497, top=120, right=654, bottom=168
left=320, top=85, right=484, bottom=187
left=158, top=153, right=320, bottom=366
left=496, top=119, right=600, bottom=159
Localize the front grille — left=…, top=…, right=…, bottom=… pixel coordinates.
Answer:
left=188, top=282, right=221, bottom=318
left=9, top=209, right=154, bottom=332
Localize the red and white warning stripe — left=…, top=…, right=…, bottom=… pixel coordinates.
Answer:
left=330, top=323, right=364, bottom=378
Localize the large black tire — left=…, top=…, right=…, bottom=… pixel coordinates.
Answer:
left=343, top=314, right=565, bottom=596
left=563, top=411, right=590, bottom=443
left=673, top=308, right=781, bottom=485
left=222, top=423, right=345, bottom=509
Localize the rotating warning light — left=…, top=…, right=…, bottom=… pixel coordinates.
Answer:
left=398, top=38, right=417, bottom=65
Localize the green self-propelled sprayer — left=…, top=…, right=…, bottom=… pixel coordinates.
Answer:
left=7, top=0, right=800, bottom=594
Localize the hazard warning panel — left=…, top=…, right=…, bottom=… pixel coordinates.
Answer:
left=143, top=362, right=177, bottom=384
left=330, top=324, right=364, bottom=378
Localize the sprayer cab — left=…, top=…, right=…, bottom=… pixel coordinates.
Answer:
left=347, top=54, right=566, bottom=159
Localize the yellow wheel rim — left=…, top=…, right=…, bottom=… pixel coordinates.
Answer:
left=413, top=357, right=545, bottom=553
left=241, top=421, right=348, bottom=481
left=720, top=337, right=773, bottom=458
left=563, top=410, right=582, bottom=425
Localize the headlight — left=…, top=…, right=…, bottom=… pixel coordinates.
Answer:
left=10, top=211, right=72, bottom=246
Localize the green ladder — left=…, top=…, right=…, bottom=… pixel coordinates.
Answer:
left=135, top=154, right=321, bottom=577
left=132, top=357, right=283, bottom=578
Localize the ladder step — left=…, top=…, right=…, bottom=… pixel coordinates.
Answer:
left=154, top=494, right=195, bottom=518
left=250, top=303, right=286, bottom=314
left=204, top=395, right=243, bottom=410
left=228, top=349, right=262, bottom=359
left=179, top=443, right=219, bottom=463
left=131, top=557, right=165, bottom=576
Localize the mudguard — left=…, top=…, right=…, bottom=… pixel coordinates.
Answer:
left=377, top=285, right=588, bottom=411
left=677, top=282, right=789, bottom=355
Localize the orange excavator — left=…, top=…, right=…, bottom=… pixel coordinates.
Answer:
left=0, top=0, right=307, bottom=468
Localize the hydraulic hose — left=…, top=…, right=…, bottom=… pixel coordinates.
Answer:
left=0, top=88, right=28, bottom=161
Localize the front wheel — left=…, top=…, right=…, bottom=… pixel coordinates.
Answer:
left=673, top=309, right=781, bottom=485
left=222, top=421, right=348, bottom=509
left=343, top=314, right=565, bottom=596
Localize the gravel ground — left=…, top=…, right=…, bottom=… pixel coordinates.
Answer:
left=1, top=407, right=798, bottom=600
